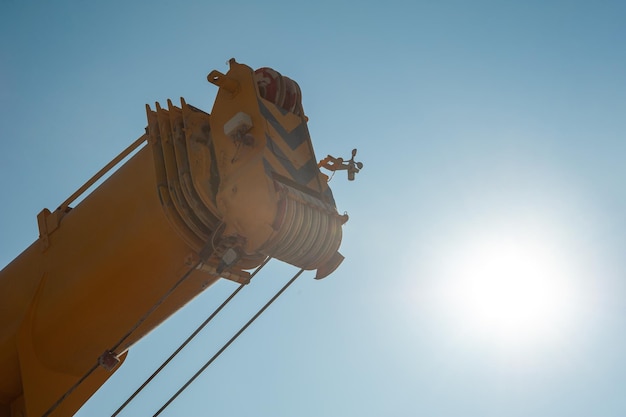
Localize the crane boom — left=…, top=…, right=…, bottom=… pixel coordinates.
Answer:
left=0, top=59, right=347, bottom=417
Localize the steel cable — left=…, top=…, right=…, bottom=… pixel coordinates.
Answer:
left=111, top=257, right=271, bottom=416
left=152, top=268, right=305, bottom=417
left=41, top=234, right=222, bottom=417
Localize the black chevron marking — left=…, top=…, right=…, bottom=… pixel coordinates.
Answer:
left=258, top=100, right=308, bottom=150
left=264, top=133, right=318, bottom=185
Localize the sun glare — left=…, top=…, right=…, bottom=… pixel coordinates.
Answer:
left=431, top=227, right=581, bottom=356
left=454, top=238, right=573, bottom=345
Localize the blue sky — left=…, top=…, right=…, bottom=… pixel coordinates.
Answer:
left=2, top=1, right=625, bottom=416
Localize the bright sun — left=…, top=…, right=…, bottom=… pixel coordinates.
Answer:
left=434, top=229, right=580, bottom=355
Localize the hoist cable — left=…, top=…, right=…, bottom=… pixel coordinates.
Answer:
left=40, top=362, right=99, bottom=417
left=152, top=268, right=306, bottom=417
left=110, top=258, right=204, bottom=354
left=111, top=256, right=271, bottom=417
left=41, top=233, right=223, bottom=417
left=41, top=257, right=204, bottom=417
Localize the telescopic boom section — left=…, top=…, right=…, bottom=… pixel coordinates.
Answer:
left=0, top=59, right=346, bottom=417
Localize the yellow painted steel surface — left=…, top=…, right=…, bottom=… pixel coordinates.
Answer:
left=0, top=60, right=345, bottom=417
left=0, top=145, right=217, bottom=417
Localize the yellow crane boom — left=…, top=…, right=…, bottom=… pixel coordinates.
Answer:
left=0, top=59, right=347, bottom=417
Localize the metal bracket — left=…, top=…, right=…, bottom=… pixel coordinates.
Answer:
left=318, top=149, right=363, bottom=181
left=37, top=209, right=63, bottom=250
left=98, top=351, right=121, bottom=371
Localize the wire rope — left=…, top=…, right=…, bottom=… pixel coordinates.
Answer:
left=41, top=235, right=221, bottom=417
left=111, top=257, right=271, bottom=416
left=152, top=268, right=305, bottom=417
